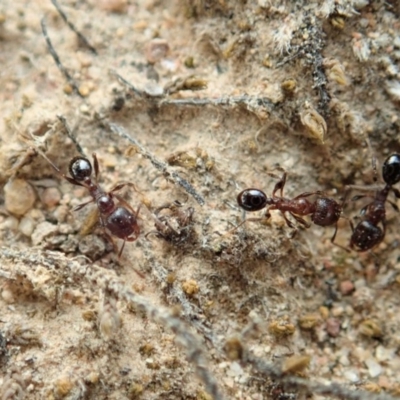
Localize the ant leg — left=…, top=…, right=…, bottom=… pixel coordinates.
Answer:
left=223, top=217, right=266, bottom=236
left=330, top=220, right=351, bottom=252
left=351, top=194, right=374, bottom=202
left=36, top=148, right=86, bottom=187
left=110, top=182, right=139, bottom=193
left=293, top=191, right=324, bottom=200
left=63, top=175, right=85, bottom=187
left=118, top=240, right=126, bottom=258
left=74, top=198, right=94, bottom=211
left=388, top=200, right=399, bottom=212
left=280, top=211, right=295, bottom=229
left=113, top=194, right=141, bottom=217
left=348, top=218, right=356, bottom=250
left=271, top=172, right=287, bottom=198
left=224, top=206, right=275, bottom=236
left=392, top=187, right=400, bottom=198
left=290, top=213, right=311, bottom=228
left=100, top=230, right=119, bottom=254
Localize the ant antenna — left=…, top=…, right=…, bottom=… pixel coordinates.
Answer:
left=51, top=0, right=97, bottom=55
left=57, top=115, right=86, bottom=157
left=41, top=17, right=81, bottom=96
left=365, top=136, right=378, bottom=183
left=34, top=146, right=62, bottom=175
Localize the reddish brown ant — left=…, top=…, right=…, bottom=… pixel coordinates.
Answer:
left=237, top=170, right=346, bottom=248
left=347, top=153, right=400, bottom=251
left=42, top=152, right=140, bottom=257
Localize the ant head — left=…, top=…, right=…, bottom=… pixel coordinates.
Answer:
left=237, top=189, right=268, bottom=212
left=69, top=157, right=92, bottom=182
left=382, top=154, right=400, bottom=186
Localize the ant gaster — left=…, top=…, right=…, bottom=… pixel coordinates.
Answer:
left=348, top=153, right=400, bottom=251
left=45, top=153, right=140, bottom=257
left=237, top=171, right=345, bottom=247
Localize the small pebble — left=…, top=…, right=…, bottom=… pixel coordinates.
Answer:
left=365, top=358, right=382, bottom=378
left=99, top=0, right=127, bottom=13
left=4, top=179, right=36, bottom=216
left=41, top=187, right=61, bottom=208
left=78, top=235, right=106, bottom=259
left=31, top=221, right=59, bottom=246
left=352, top=287, right=374, bottom=311
left=1, top=215, right=19, bottom=231
left=181, top=279, right=199, bottom=296
left=99, top=300, right=121, bottom=339
left=78, top=84, right=90, bottom=97
left=325, top=318, right=341, bottom=337
left=331, top=306, right=344, bottom=317
left=59, top=235, right=79, bottom=253
left=339, top=280, right=355, bottom=295
left=344, top=369, right=360, bottom=383
left=1, top=286, right=15, bottom=303
left=145, top=39, right=170, bottom=63
left=53, top=205, right=70, bottom=223
left=19, top=216, right=35, bottom=237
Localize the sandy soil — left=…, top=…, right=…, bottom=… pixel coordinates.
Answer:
left=1, top=0, right=400, bottom=399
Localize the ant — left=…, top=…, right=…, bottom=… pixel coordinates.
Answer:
left=346, top=153, right=400, bottom=251
left=43, top=152, right=140, bottom=257
left=236, top=170, right=346, bottom=248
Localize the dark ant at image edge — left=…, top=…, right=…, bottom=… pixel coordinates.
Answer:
left=237, top=153, right=400, bottom=252
left=349, top=153, right=400, bottom=251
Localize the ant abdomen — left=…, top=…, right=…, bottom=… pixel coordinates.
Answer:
left=311, top=197, right=341, bottom=227
left=237, top=189, right=268, bottom=212
left=350, top=220, right=384, bottom=251
left=107, top=207, right=140, bottom=240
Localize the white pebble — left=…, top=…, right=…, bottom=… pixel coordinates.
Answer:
left=19, top=216, right=34, bottom=237
left=365, top=358, right=382, bottom=378
left=1, top=215, right=19, bottom=231
left=344, top=370, right=359, bottom=383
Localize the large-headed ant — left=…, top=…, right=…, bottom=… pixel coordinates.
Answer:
left=347, top=153, right=400, bottom=251
left=237, top=170, right=345, bottom=247
left=43, top=152, right=140, bottom=257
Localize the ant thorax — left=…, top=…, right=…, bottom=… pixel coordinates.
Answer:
left=97, top=194, right=115, bottom=214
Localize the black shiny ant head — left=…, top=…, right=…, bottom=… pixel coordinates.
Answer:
left=69, top=157, right=92, bottom=182
left=382, top=153, right=400, bottom=186
left=237, top=189, right=268, bottom=212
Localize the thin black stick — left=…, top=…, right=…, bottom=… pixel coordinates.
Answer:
left=57, top=115, right=86, bottom=157
left=51, top=0, right=97, bottom=54
left=108, top=123, right=205, bottom=206
left=109, top=70, right=149, bottom=97
left=41, top=17, right=81, bottom=96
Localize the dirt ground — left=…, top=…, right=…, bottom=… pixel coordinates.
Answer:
left=1, top=0, right=400, bottom=399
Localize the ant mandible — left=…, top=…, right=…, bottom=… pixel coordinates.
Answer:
left=237, top=170, right=345, bottom=248
left=44, top=153, right=140, bottom=257
left=347, top=153, right=400, bottom=251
